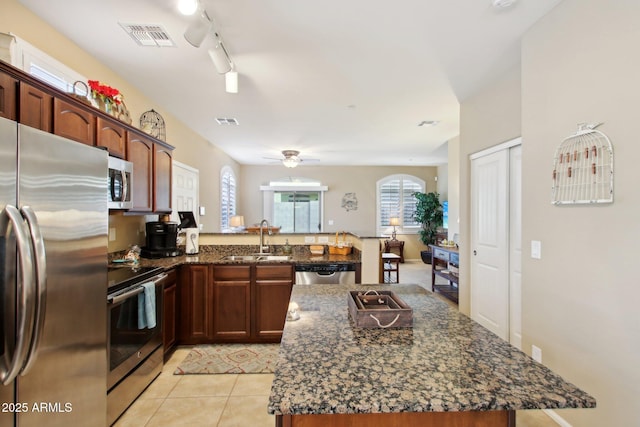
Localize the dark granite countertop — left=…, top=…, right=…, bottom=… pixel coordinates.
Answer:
left=268, top=284, right=596, bottom=416
left=111, top=244, right=361, bottom=270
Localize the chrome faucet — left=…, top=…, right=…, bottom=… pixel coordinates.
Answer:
left=259, top=219, right=271, bottom=254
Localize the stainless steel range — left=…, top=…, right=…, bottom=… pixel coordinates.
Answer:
left=107, top=266, right=167, bottom=425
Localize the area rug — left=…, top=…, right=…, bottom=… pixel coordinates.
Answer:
left=174, top=344, right=280, bottom=374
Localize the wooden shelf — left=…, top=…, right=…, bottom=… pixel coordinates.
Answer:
left=429, top=245, right=459, bottom=304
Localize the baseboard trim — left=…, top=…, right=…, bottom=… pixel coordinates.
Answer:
left=543, top=409, right=572, bottom=427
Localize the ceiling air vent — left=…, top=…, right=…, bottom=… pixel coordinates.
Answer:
left=119, top=23, right=175, bottom=47
left=216, top=118, right=239, bottom=125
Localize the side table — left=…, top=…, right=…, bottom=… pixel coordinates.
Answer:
left=381, top=253, right=401, bottom=284
left=384, top=239, right=405, bottom=263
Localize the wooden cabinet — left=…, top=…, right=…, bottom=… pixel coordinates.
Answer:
left=127, top=131, right=173, bottom=213
left=429, top=244, right=459, bottom=304
left=153, top=144, right=172, bottom=213
left=162, top=269, right=178, bottom=357
left=53, top=98, right=95, bottom=145
left=178, top=265, right=215, bottom=344
left=177, top=263, right=294, bottom=345
left=0, top=71, right=17, bottom=120
left=97, top=116, right=126, bottom=158
left=19, top=82, right=52, bottom=131
left=0, top=62, right=174, bottom=214
left=212, top=265, right=252, bottom=341
left=127, top=131, right=154, bottom=212
left=254, top=264, right=294, bottom=341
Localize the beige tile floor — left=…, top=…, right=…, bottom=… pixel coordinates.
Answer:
left=114, top=260, right=558, bottom=427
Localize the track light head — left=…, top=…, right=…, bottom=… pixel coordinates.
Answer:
left=184, top=10, right=212, bottom=47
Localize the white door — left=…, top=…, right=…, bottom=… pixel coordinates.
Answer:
left=471, top=148, right=510, bottom=340
left=509, top=145, right=522, bottom=349
left=171, top=161, right=199, bottom=227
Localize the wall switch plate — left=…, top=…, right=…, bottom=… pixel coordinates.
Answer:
left=531, top=240, right=542, bottom=259
left=532, top=345, right=542, bottom=363
left=318, top=236, right=329, bottom=243
left=304, top=236, right=315, bottom=243
left=199, top=206, right=206, bottom=216
left=328, top=219, right=334, bottom=225
left=109, top=227, right=116, bottom=242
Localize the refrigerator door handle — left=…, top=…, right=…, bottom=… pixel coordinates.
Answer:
left=19, top=206, right=47, bottom=375
left=0, top=205, right=36, bottom=386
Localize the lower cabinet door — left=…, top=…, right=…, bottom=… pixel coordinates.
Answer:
left=212, top=265, right=251, bottom=341
left=254, top=280, right=292, bottom=341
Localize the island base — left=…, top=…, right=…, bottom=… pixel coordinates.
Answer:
left=276, top=409, right=515, bottom=427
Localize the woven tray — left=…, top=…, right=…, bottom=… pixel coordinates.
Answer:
left=348, top=290, right=412, bottom=328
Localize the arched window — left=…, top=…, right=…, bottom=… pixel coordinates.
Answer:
left=220, top=166, right=237, bottom=231
left=376, top=174, right=425, bottom=234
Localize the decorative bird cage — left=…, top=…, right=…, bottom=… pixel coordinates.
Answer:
left=139, top=109, right=166, bottom=141
left=551, top=123, right=613, bottom=205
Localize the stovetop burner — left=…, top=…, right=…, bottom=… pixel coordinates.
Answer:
left=107, top=265, right=164, bottom=292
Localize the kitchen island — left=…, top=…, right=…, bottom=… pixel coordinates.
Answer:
left=268, top=284, right=595, bottom=427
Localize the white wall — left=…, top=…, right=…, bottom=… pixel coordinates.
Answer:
left=521, top=0, right=640, bottom=425
left=459, top=65, right=522, bottom=315
left=239, top=164, right=438, bottom=260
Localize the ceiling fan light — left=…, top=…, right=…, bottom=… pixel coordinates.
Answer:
left=282, top=157, right=299, bottom=168
left=177, top=0, right=199, bottom=16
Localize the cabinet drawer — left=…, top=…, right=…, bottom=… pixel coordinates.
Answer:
left=450, top=253, right=459, bottom=265
left=212, top=265, right=251, bottom=281
left=433, top=248, right=449, bottom=261
left=256, top=264, right=293, bottom=280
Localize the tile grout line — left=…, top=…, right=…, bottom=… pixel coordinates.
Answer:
left=215, top=376, right=239, bottom=427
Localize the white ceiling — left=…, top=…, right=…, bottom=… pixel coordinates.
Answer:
left=18, top=0, right=563, bottom=167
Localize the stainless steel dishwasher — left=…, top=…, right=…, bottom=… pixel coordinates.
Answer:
left=295, top=263, right=356, bottom=284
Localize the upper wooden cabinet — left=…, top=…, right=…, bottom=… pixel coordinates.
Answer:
left=97, top=116, right=126, bottom=158
left=127, top=131, right=154, bottom=212
left=0, top=71, right=17, bottom=120
left=153, top=144, right=172, bottom=213
left=20, top=82, right=52, bottom=132
left=1, top=61, right=174, bottom=214
left=53, top=98, right=95, bottom=145
left=127, top=131, right=174, bottom=213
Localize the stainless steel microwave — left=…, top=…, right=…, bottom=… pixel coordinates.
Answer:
left=108, top=156, right=133, bottom=210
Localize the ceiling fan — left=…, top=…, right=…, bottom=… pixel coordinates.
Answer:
left=264, top=150, right=319, bottom=168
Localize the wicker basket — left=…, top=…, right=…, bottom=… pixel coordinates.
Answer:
left=328, top=245, right=352, bottom=255
left=69, top=81, right=92, bottom=106
left=328, top=232, right=352, bottom=255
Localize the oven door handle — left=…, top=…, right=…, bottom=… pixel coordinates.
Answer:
left=107, top=273, right=168, bottom=305
left=108, top=286, right=144, bottom=305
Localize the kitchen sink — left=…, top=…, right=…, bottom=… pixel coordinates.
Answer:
left=255, top=255, right=292, bottom=261
left=222, top=255, right=259, bottom=261
left=221, top=254, right=293, bottom=262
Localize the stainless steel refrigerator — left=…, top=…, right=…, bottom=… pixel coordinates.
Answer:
left=0, top=116, right=108, bottom=426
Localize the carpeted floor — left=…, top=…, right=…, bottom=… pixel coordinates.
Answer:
left=174, top=344, right=280, bottom=375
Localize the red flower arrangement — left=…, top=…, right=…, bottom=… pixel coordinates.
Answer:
left=88, top=80, right=122, bottom=105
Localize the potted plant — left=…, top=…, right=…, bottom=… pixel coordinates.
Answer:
left=412, top=191, right=443, bottom=264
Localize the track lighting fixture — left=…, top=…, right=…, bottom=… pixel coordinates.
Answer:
left=184, top=10, right=212, bottom=47
left=183, top=5, right=238, bottom=93
left=177, top=0, right=199, bottom=16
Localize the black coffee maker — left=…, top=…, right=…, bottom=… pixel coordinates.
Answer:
left=141, top=221, right=182, bottom=258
